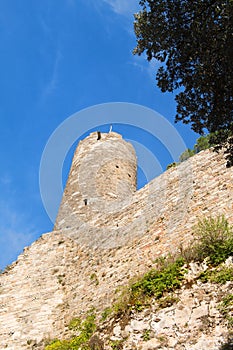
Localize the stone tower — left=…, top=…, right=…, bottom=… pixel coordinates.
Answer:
left=54, top=131, right=137, bottom=233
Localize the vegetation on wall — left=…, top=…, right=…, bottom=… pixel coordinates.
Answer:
left=114, top=256, right=185, bottom=316
left=182, top=215, right=233, bottom=266
left=45, top=312, right=96, bottom=350
left=166, top=134, right=212, bottom=169
left=44, top=215, right=233, bottom=349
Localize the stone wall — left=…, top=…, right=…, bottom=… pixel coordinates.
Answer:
left=0, top=132, right=233, bottom=349
left=56, top=134, right=233, bottom=251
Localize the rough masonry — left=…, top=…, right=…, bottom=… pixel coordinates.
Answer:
left=0, top=131, right=232, bottom=349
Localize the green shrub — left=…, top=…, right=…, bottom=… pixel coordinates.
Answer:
left=68, top=317, right=82, bottom=331
left=218, top=294, right=233, bottom=327
left=44, top=339, right=70, bottom=350
left=142, top=329, right=151, bottom=341
left=184, top=216, right=233, bottom=265
left=130, top=257, right=185, bottom=299
left=194, top=134, right=211, bottom=152
left=114, top=257, right=185, bottom=316
left=45, top=313, right=96, bottom=350
left=166, top=134, right=214, bottom=170
left=199, top=266, right=233, bottom=284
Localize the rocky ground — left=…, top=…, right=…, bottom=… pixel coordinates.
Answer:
left=84, top=260, right=233, bottom=350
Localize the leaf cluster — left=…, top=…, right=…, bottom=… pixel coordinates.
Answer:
left=134, top=0, right=233, bottom=165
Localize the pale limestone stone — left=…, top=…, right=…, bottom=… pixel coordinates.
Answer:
left=167, top=336, right=178, bottom=347
left=225, top=256, right=233, bottom=266
left=130, top=319, right=148, bottom=332
left=190, top=302, right=209, bottom=320
left=141, top=338, right=161, bottom=350
left=174, top=306, right=192, bottom=327
left=188, top=335, right=221, bottom=350
left=0, top=134, right=232, bottom=349
left=113, top=325, right=121, bottom=337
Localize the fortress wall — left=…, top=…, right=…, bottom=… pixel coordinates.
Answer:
left=55, top=148, right=233, bottom=251
left=0, top=140, right=233, bottom=349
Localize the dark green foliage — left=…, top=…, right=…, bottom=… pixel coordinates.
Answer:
left=194, top=134, right=212, bottom=153
left=114, top=257, right=185, bottom=316
left=130, top=257, right=185, bottom=299
left=166, top=134, right=214, bottom=169
left=189, top=216, right=233, bottom=265
left=134, top=0, right=233, bottom=166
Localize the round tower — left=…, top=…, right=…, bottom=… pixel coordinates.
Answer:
left=54, top=131, right=137, bottom=231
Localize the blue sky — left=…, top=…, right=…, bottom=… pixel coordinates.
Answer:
left=0, top=0, right=198, bottom=270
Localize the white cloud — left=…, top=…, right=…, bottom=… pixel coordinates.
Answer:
left=130, top=54, right=160, bottom=81
left=38, top=14, right=63, bottom=100
left=103, top=0, right=140, bottom=16
left=43, top=49, right=62, bottom=97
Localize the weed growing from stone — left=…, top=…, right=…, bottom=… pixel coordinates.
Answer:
left=110, top=339, right=124, bottom=349
left=101, top=307, right=112, bottom=322
left=142, top=329, right=151, bottom=341
left=113, top=257, right=185, bottom=316
left=45, top=312, right=96, bottom=350
left=199, top=266, right=233, bottom=284
left=130, top=257, right=185, bottom=298
left=183, top=216, right=233, bottom=266
left=218, top=294, right=233, bottom=327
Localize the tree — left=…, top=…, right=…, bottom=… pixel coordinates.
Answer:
left=194, top=134, right=211, bottom=152
left=179, top=148, right=195, bottom=162
left=134, top=0, right=233, bottom=166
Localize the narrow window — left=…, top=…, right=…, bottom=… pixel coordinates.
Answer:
left=84, top=199, right=88, bottom=206
left=97, top=131, right=101, bottom=140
